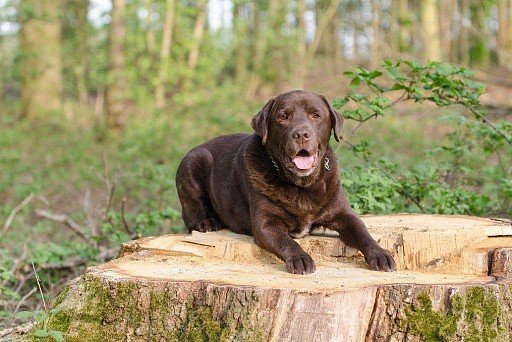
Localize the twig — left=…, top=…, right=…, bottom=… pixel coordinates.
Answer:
left=1, top=193, right=35, bottom=237
left=469, top=107, right=512, bottom=145
left=121, top=198, right=139, bottom=240
left=27, top=250, right=47, bottom=313
left=0, top=321, right=36, bottom=338
left=35, top=209, right=90, bottom=244
left=14, top=286, right=37, bottom=314
left=40, top=247, right=119, bottom=270
left=83, top=187, right=98, bottom=237
left=2, top=249, right=28, bottom=287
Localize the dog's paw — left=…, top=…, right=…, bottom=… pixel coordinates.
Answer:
left=363, top=247, right=396, bottom=272
left=285, top=254, right=316, bottom=275
left=190, top=218, right=222, bottom=232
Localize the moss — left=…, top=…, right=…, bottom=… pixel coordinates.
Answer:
left=404, top=292, right=457, bottom=341
left=404, top=287, right=507, bottom=342
left=178, top=306, right=231, bottom=342
left=32, top=277, right=267, bottom=341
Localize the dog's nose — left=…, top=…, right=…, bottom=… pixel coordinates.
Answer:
left=292, top=128, right=311, bottom=145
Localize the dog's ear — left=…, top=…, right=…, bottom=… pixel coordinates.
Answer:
left=251, top=98, right=275, bottom=145
left=320, top=95, right=344, bottom=142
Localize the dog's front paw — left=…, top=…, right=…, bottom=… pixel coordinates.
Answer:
left=190, top=218, right=222, bottom=232
left=285, top=254, right=316, bottom=275
left=363, top=247, right=396, bottom=272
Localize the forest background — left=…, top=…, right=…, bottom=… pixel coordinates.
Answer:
left=0, top=0, right=511, bottom=330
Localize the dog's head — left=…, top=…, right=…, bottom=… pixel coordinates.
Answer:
left=252, top=90, right=343, bottom=184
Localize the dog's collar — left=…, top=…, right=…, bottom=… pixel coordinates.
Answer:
left=269, top=155, right=330, bottom=172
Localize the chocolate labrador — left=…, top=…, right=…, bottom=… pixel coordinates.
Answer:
left=176, top=90, right=396, bottom=274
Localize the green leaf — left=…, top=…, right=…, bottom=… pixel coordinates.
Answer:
left=367, top=70, right=383, bottom=80
left=49, top=330, right=64, bottom=342
left=50, top=307, right=62, bottom=315
left=34, top=329, right=49, bottom=338
left=16, top=311, right=34, bottom=319
left=349, top=77, right=361, bottom=89
left=331, top=97, right=349, bottom=109
left=33, top=311, right=46, bottom=323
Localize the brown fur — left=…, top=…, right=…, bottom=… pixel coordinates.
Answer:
left=176, top=90, right=396, bottom=274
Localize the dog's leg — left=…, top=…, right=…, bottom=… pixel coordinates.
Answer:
left=252, top=210, right=316, bottom=274
left=329, top=213, right=396, bottom=272
left=176, top=148, right=222, bottom=233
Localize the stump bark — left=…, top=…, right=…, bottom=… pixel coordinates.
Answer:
left=15, top=215, right=512, bottom=341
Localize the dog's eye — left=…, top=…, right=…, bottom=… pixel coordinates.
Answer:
left=278, top=113, right=288, bottom=121
left=311, top=112, right=321, bottom=118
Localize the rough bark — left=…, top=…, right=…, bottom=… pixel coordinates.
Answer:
left=19, top=0, right=63, bottom=119
left=13, top=215, right=512, bottom=341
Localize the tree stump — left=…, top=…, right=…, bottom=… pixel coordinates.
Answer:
left=18, top=215, right=512, bottom=341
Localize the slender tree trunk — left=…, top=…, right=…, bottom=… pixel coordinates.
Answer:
left=245, top=0, right=278, bottom=99
left=145, top=0, right=156, bottom=58
left=106, top=0, right=132, bottom=129
left=295, top=0, right=307, bottom=88
left=497, top=0, right=510, bottom=66
left=76, top=0, right=89, bottom=108
left=234, top=2, right=249, bottom=83
left=188, top=0, right=207, bottom=70
left=470, top=2, right=490, bottom=67
left=332, top=8, right=343, bottom=65
left=387, top=0, right=399, bottom=55
left=460, top=0, right=470, bottom=65
left=20, top=0, right=63, bottom=119
left=439, top=0, right=453, bottom=62
left=421, top=0, right=442, bottom=61
left=398, top=0, right=412, bottom=54
left=155, top=0, right=176, bottom=109
left=371, top=0, right=382, bottom=67
left=304, top=0, right=342, bottom=69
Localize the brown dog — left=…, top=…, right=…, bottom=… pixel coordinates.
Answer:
left=176, top=90, right=396, bottom=274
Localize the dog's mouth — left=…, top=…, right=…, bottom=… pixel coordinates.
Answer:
left=292, top=149, right=316, bottom=170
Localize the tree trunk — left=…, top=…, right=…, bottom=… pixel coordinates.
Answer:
left=370, top=0, right=382, bottom=68
left=295, top=0, right=307, bottom=88
left=155, top=0, right=176, bottom=109
left=421, top=0, right=442, bottom=61
left=233, top=2, right=249, bottom=83
left=245, top=0, right=278, bottom=99
left=20, top=0, right=63, bottom=119
left=460, top=0, right=470, bottom=65
left=187, top=0, right=207, bottom=71
left=398, top=0, right=412, bottom=54
left=106, top=0, right=132, bottom=130
left=304, top=0, right=342, bottom=72
left=439, top=0, right=454, bottom=62
left=12, top=215, right=512, bottom=341
left=387, top=0, right=399, bottom=54
left=497, top=0, right=510, bottom=67
left=76, top=0, right=89, bottom=108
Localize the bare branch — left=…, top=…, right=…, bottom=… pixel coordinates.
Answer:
left=1, top=193, right=35, bottom=237
left=35, top=209, right=90, bottom=243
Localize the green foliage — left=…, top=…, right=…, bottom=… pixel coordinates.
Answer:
left=335, top=60, right=511, bottom=216
left=16, top=307, right=64, bottom=341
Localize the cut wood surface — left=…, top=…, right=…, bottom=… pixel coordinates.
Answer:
left=13, top=214, right=512, bottom=341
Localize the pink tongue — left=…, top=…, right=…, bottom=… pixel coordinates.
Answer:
left=292, top=156, right=315, bottom=170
